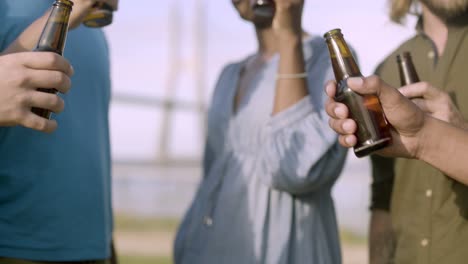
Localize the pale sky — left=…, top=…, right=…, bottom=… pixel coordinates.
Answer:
left=105, top=0, right=417, bottom=162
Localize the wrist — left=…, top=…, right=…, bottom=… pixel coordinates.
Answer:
left=414, top=116, right=437, bottom=160
left=276, top=30, right=302, bottom=42
left=277, top=33, right=303, bottom=52
left=460, top=120, right=468, bottom=131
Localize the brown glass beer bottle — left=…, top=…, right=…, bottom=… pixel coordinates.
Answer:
left=251, top=0, right=276, bottom=18
left=397, top=52, right=420, bottom=86
left=83, top=2, right=113, bottom=28
left=31, top=0, right=73, bottom=119
left=324, top=29, right=392, bottom=157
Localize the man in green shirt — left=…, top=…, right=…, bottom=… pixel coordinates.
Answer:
left=370, top=0, right=468, bottom=263
left=325, top=76, right=468, bottom=188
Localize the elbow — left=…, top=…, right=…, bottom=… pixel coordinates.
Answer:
left=267, top=142, right=348, bottom=195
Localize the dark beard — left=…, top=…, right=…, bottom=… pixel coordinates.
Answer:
left=420, top=0, right=468, bottom=24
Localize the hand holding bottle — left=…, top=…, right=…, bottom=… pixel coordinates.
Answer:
left=325, top=76, right=426, bottom=159
left=0, top=52, right=73, bottom=133
left=396, top=52, right=467, bottom=130
left=399, top=82, right=468, bottom=129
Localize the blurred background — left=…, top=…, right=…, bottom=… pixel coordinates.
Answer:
left=104, top=0, right=416, bottom=263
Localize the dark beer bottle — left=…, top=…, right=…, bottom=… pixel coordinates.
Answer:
left=251, top=0, right=276, bottom=18
left=31, top=0, right=73, bottom=119
left=397, top=52, right=420, bottom=86
left=324, top=29, right=392, bottom=157
left=83, top=2, right=113, bottom=28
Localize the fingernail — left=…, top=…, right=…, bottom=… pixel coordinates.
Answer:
left=342, top=120, right=354, bottom=132
left=334, top=106, right=345, bottom=117
left=347, top=77, right=363, bottom=87
left=345, top=136, right=354, bottom=146
left=398, top=87, right=408, bottom=96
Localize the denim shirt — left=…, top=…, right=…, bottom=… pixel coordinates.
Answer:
left=174, top=36, right=347, bottom=264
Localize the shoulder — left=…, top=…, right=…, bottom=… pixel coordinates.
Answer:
left=214, top=56, right=250, bottom=86
left=209, top=60, right=243, bottom=102
left=303, top=34, right=359, bottom=66
left=303, top=35, right=329, bottom=62
left=219, top=61, right=242, bottom=78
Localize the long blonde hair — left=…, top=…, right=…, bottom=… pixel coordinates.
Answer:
left=390, top=0, right=416, bottom=23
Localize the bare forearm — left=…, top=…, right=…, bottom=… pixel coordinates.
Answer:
left=417, top=117, right=468, bottom=185
left=369, top=210, right=395, bottom=264
left=272, top=35, right=307, bottom=115
left=3, top=13, right=49, bottom=54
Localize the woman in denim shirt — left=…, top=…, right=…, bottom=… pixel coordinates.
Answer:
left=174, top=0, right=347, bottom=263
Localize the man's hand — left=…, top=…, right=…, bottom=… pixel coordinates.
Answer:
left=0, top=52, right=73, bottom=133
left=325, top=76, right=427, bottom=159
left=399, top=82, right=467, bottom=129
left=69, top=0, right=119, bottom=29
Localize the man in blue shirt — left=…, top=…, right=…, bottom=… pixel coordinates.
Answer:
left=0, top=0, right=118, bottom=263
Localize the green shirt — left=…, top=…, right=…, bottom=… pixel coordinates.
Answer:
left=372, top=18, right=468, bottom=264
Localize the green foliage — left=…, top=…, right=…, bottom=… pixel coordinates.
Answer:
left=115, top=214, right=180, bottom=232
left=340, top=229, right=367, bottom=245
left=119, top=255, right=172, bottom=264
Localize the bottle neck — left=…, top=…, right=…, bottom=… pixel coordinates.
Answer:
left=35, top=2, right=72, bottom=55
left=325, top=36, right=361, bottom=82
left=397, top=55, right=420, bottom=86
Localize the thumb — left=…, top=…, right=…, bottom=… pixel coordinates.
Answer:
left=347, top=75, right=408, bottom=110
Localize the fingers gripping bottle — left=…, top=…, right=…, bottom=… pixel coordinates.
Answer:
left=324, top=29, right=392, bottom=157
left=32, top=0, right=73, bottom=119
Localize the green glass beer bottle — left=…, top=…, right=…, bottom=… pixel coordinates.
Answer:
left=31, top=0, right=73, bottom=119
left=324, top=29, right=392, bottom=157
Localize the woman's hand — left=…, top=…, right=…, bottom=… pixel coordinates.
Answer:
left=272, top=0, right=304, bottom=39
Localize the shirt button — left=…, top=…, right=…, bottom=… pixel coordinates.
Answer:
left=427, top=51, right=435, bottom=59
left=426, top=189, right=433, bottom=197
left=421, top=238, right=429, bottom=247
left=203, top=216, right=213, bottom=227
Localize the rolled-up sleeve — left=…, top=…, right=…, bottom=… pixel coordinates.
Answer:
left=256, top=96, right=347, bottom=195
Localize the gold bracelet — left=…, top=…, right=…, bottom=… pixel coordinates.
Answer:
left=276, top=72, right=308, bottom=80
